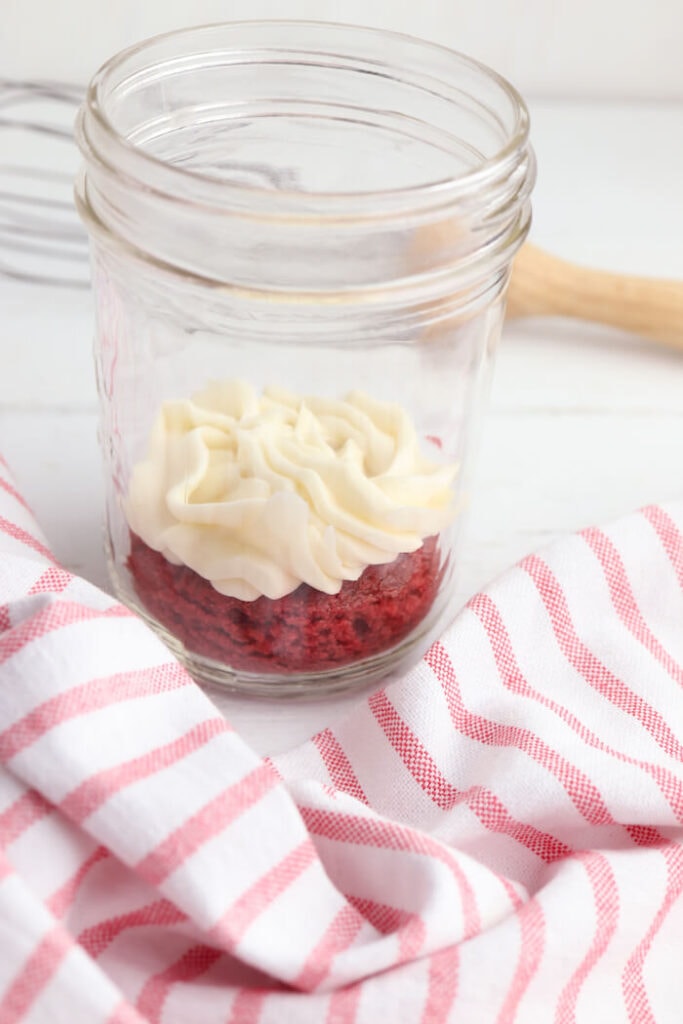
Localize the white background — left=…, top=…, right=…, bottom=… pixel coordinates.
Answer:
left=3, top=0, right=683, bottom=99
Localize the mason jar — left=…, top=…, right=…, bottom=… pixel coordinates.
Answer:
left=74, top=21, right=534, bottom=696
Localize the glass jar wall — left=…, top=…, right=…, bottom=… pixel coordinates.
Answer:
left=75, top=22, right=534, bottom=695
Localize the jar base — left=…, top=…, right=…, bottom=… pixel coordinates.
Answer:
left=115, top=578, right=437, bottom=699
left=118, top=527, right=447, bottom=696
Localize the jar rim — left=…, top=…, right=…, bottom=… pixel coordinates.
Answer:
left=81, top=19, right=531, bottom=222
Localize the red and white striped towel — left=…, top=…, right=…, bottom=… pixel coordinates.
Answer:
left=1, top=451, right=683, bottom=1023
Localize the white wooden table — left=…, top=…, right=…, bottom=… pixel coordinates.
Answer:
left=2, top=100, right=682, bottom=753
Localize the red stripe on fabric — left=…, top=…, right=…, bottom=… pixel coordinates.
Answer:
left=499, top=876, right=524, bottom=911
left=346, top=896, right=427, bottom=964
left=626, top=825, right=664, bottom=847
left=0, top=661, right=190, bottom=763
left=555, top=852, right=619, bottom=1024
left=300, top=804, right=449, bottom=868
left=313, top=729, right=369, bottom=805
left=420, top=947, right=459, bottom=1024
left=28, top=567, right=72, bottom=595
left=0, top=562, right=74, bottom=644
left=262, top=755, right=282, bottom=780
left=427, top=642, right=615, bottom=828
left=60, top=717, right=232, bottom=824
left=0, top=515, right=57, bottom=565
left=369, top=690, right=461, bottom=809
left=210, top=840, right=316, bottom=949
left=622, top=843, right=683, bottom=1024
left=0, top=851, right=13, bottom=883
left=370, top=689, right=569, bottom=864
left=440, top=849, right=481, bottom=941
left=524, top=554, right=683, bottom=762
left=106, top=1000, right=148, bottom=1024
left=326, top=984, right=362, bottom=1024
left=300, top=805, right=484, bottom=944
left=47, top=846, right=110, bottom=918
left=0, top=925, right=72, bottom=1024
left=0, top=477, right=31, bottom=514
left=227, top=989, right=267, bottom=1024
left=0, top=599, right=132, bottom=669
left=468, top=593, right=683, bottom=823
left=136, top=944, right=222, bottom=1024
left=0, top=789, right=52, bottom=848
left=78, top=898, right=187, bottom=958
left=496, top=898, right=545, bottom=1024
left=642, top=506, right=683, bottom=590
left=397, top=915, right=429, bottom=965
left=583, top=527, right=683, bottom=687
left=136, top=763, right=278, bottom=888
left=295, top=904, right=366, bottom=992
left=346, top=896, right=415, bottom=936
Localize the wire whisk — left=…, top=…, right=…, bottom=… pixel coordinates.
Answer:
left=0, top=79, right=89, bottom=289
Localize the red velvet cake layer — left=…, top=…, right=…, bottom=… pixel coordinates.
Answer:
left=128, top=533, right=442, bottom=674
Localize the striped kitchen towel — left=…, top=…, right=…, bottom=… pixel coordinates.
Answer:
left=1, top=451, right=682, bottom=1024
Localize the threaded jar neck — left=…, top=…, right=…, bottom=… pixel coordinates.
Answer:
left=75, top=21, right=535, bottom=309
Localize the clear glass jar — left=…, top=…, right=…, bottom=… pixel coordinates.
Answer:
left=75, top=22, right=534, bottom=697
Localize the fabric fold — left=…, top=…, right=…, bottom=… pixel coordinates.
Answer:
left=1, top=453, right=683, bottom=1023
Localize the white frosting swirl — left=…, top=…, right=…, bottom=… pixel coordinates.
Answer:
left=126, top=381, right=457, bottom=600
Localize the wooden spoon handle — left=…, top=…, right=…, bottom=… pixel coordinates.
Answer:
left=507, top=243, right=683, bottom=352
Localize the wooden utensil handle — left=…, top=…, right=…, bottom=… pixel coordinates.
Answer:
left=508, top=243, right=683, bottom=352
